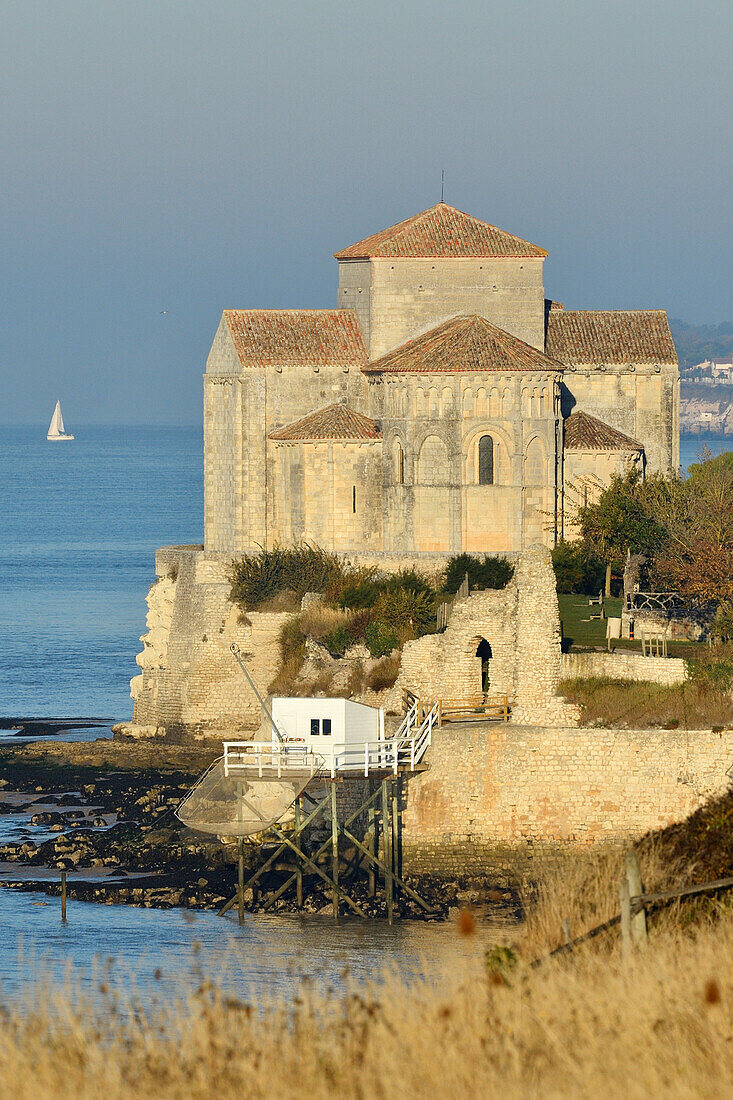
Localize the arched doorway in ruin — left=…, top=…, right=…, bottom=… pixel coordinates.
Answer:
left=475, top=638, right=492, bottom=694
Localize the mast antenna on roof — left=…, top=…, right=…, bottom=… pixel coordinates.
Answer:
left=441, top=168, right=445, bottom=203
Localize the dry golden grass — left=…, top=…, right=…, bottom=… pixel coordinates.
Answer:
left=559, top=676, right=733, bottom=729
left=519, top=841, right=691, bottom=958
left=5, top=905, right=733, bottom=1099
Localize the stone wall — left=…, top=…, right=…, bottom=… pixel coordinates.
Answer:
left=397, top=543, right=580, bottom=726
left=561, top=651, right=687, bottom=686
left=402, top=722, right=733, bottom=873
left=129, top=547, right=287, bottom=738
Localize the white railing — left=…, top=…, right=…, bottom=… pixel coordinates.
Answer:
left=222, top=703, right=437, bottom=780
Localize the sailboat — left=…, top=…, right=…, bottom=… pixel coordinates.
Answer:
left=47, top=400, right=74, bottom=441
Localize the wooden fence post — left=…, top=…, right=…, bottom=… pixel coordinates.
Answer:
left=620, top=876, right=632, bottom=963
left=625, top=851, right=648, bottom=950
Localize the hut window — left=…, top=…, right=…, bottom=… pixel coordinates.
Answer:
left=322, top=718, right=331, bottom=736
left=310, top=718, right=320, bottom=737
left=310, top=718, right=332, bottom=736
left=478, top=435, right=494, bottom=485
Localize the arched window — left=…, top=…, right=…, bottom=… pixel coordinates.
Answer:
left=394, top=439, right=405, bottom=485
left=478, top=435, right=494, bottom=485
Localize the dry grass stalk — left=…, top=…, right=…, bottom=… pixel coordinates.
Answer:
left=559, top=676, right=733, bottom=729
left=7, top=908, right=733, bottom=1098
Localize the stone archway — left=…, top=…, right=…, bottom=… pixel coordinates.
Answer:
left=475, top=637, right=492, bottom=693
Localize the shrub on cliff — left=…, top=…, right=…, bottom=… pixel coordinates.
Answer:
left=443, top=553, right=514, bottom=594
left=228, top=545, right=348, bottom=609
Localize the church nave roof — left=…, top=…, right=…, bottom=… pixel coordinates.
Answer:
left=363, top=314, right=564, bottom=375
left=224, top=310, right=368, bottom=369
left=334, top=202, right=547, bottom=260
left=546, top=310, right=677, bottom=366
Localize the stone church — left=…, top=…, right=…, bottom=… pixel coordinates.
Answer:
left=204, top=202, right=679, bottom=559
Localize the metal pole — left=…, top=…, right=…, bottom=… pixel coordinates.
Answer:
left=330, top=782, right=339, bottom=920
left=230, top=642, right=284, bottom=743
left=381, top=780, right=393, bottom=924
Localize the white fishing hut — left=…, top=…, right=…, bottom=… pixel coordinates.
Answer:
left=266, top=696, right=385, bottom=773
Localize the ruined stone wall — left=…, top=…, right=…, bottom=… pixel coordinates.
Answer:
left=402, top=722, right=733, bottom=873
left=561, top=651, right=687, bottom=686
left=397, top=544, right=579, bottom=726
left=130, top=547, right=288, bottom=738
left=511, top=544, right=580, bottom=726
left=338, top=257, right=546, bottom=358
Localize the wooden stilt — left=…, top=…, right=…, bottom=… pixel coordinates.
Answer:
left=238, top=836, right=245, bottom=925
left=330, top=782, right=339, bottom=920
left=294, top=797, right=303, bottom=908
left=61, top=870, right=67, bottom=923
left=367, top=781, right=376, bottom=897
left=392, top=780, right=401, bottom=904
left=382, top=779, right=393, bottom=925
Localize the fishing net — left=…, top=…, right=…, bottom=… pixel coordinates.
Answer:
left=175, top=756, right=320, bottom=837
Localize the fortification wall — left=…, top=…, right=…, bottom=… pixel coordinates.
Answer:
left=402, top=723, right=733, bottom=874
left=561, top=651, right=687, bottom=686
left=129, top=547, right=286, bottom=738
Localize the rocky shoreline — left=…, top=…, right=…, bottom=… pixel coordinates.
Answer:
left=0, top=739, right=518, bottom=922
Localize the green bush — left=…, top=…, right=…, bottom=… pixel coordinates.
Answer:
left=323, top=625, right=352, bottom=658
left=551, top=541, right=606, bottom=595
left=712, top=602, right=733, bottom=643
left=443, top=553, right=514, bottom=594
left=687, top=646, right=733, bottom=694
left=228, top=545, right=347, bottom=609
left=364, top=620, right=399, bottom=658
left=339, top=576, right=382, bottom=610
left=373, top=587, right=435, bottom=636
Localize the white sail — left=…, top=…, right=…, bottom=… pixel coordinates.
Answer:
left=47, top=400, right=74, bottom=441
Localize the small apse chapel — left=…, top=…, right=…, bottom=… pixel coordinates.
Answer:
left=203, top=202, right=679, bottom=558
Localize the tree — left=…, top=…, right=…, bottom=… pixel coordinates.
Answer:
left=575, top=470, right=668, bottom=573
left=652, top=452, right=733, bottom=601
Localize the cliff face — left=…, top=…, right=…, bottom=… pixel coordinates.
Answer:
left=680, top=382, right=733, bottom=435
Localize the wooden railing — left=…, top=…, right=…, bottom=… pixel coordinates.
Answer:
left=402, top=688, right=511, bottom=725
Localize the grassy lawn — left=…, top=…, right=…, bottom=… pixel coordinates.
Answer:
left=558, top=594, right=623, bottom=650
left=558, top=594, right=710, bottom=658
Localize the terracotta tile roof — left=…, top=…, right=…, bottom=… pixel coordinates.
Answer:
left=334, top=203, right=547, bottom=260
left=564, top=410, right=644, bottom=452
left=224, top=310, right=367, bottom=368
left=363, top=315, right=564, bottom=375
left=269, top=403, right=381, bottom=443
left=546, top=310, right=677, bottom=366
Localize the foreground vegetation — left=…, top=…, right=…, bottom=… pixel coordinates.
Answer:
left=6, top=845, right=733, bottom=1099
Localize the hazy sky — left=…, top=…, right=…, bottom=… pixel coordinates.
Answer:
left=2, top=0, right=731, bottom=425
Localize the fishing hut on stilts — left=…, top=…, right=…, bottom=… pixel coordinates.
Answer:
left=176, top=644, right=437, bottom=922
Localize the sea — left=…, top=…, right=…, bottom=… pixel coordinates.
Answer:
left=0, top=425, right=729, bottom=1007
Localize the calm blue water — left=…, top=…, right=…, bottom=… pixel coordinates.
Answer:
left=0, top=426, right=202, bottom=720
left=0, top=427, right=729, bottom=722
left=679, top=433, right=731, bottom=471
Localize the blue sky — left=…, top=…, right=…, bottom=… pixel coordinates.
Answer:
left=1, top=0, right=731, bottom=424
